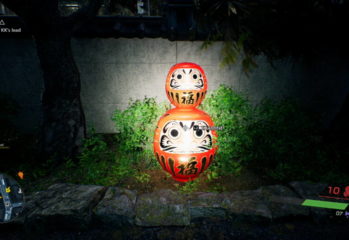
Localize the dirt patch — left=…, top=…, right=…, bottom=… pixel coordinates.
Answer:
left=123, top=168, right=271, bottom=193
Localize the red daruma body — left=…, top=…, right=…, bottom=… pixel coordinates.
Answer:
left=153, top=108, right=217, bottom=182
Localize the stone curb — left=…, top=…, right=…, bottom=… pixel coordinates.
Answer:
left=15, top=181, right=331, bottom=229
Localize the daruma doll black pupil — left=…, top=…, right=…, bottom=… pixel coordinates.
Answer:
left=195, top=129, right=203, bottom=137
left=171, top=129, right=179, bottom=137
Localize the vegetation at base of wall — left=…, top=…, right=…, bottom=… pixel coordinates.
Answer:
left=110, top=84, right=347, bottom=183
left=175, top=179, right=200, bottom=193
left=200, top=86, right=332, bottom=182
left=199, top=85, right=254, bottom=176
left=5, top=85, right=349, bottom=193
left=135, top=172, right=151, bottom=184
left=239, top=99, right=328, bottom=182
left=112, top=97, right=171, bottom=166
left=55, top=130, right=143, bottom=186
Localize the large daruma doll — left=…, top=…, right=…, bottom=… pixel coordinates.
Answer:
left=154, top=62, right=217, bottom=182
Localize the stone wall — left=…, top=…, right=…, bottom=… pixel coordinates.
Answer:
left=1, top=38, right=349, bottom=133
left=4, top=182, right=346, bottom=240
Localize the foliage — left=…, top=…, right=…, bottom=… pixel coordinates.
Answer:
left=75, top=129, right=114, bottom=185
left=112, top=97, right=170, bottom=165
left=20, top=85, right=344, bottom=190
left=200, top=85, right=253, bottom=176
left=202, top=33, right=258, bottom=74
left=201, top=85, right=330, bottom=182
left=208, top=184, right=227, bottom=193
left=108, top=85, right=335, bottom=183
left=197, top=0, right=349, bottom=73
left=135, top=172, right=151, bottom=184
left=205, top=170, right=219, bottom=182
left=56, top=130, right=137, bottom=186
left=175, top=180, right=200, bottom=193
left=13, top=85, right=345, bottom=192
left=246, top=99, right=327, bottom=181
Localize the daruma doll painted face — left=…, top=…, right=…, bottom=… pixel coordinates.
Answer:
left=166, top=62, right=208, bottom=109
left=154, top=108, right=217, bottom=182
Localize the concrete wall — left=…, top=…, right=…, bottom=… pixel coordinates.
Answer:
left=1, top=38, right=349, bottom=133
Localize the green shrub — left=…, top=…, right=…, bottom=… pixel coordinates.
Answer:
left=110, top=85, right=332, bottom=182
left=76, top=130, right=114, bottom=185
left=201, top=86, right=329, bottom=182
left=246, top=99, right=328, bottom=181
left=56, top=130, right=137, bottom=186
left=107, top=153, right=136, bottom=185
left=200, top=85, right=253, bottom=175
left=112, top=97, right=170, bottom=165
left=175, top=180, right=200, bottom=193
left=135, top=172, right=151, bottom=183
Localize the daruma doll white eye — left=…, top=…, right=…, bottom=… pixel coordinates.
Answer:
left=154, top=62, right=217, bottom=182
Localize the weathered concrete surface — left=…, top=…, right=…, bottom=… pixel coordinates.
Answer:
left=289, top=181, right=327, bottom=200
left=188, top=185, right=309, bottom=221
left=10, top=182, right=336, bottom=230
left=289, top=181, right=333, bottom=220
left=1, top=38, right=349, bottom=132
left=134, top=189, right=190, bottom=226
left=1, top=182, right=347, bottom=240
left=94, top=187, right=137, bottom=226
left=23, top=183, right=107, bottom=230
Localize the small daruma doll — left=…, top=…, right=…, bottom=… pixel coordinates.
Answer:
left=166, top=62, right=208, bottom=109
left=154, top=62, right=217, bottom=182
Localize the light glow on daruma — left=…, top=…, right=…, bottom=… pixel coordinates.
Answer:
left=153, top=62, right=217, bottom=182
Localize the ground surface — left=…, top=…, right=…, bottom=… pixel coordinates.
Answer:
left=0, top=179, right=348, bottom=240
left=126, top=168, right=273, bottom=193
left=0, top=217, right=348, bottom=240
left=22, top=166, right=273, bottom=195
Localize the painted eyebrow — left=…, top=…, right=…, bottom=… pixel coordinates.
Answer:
left=163, top=124, right=169, bottom=133
left=189, top=69, right=192, bottom=74
left=183, top=69, right=186, bottom=74
left=163, top=122, right=175, bottom=133
left=190, top=121, right=195, bottom=129
left=180, top=122, right=184, bottom=129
